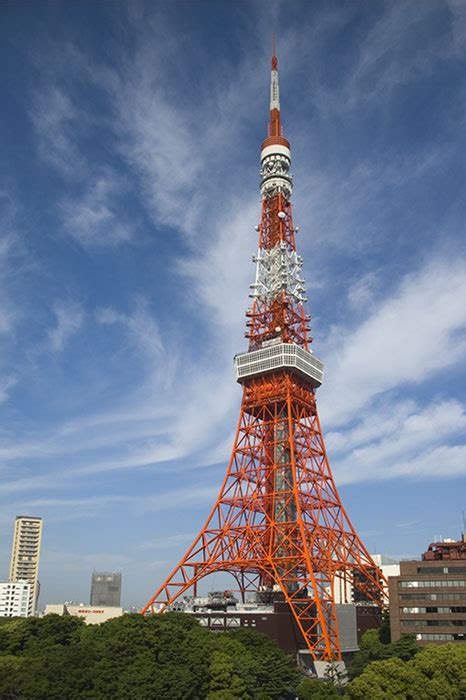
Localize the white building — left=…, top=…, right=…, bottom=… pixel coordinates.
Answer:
left=0, top=581, right=32, bottom=618
left=9, top=515, right=43, bottom=615
left=44, top=603, right=123, bottom=625
left=371, top=554, right=400, bottom=590
left=332, top=555, right=400, bottom=604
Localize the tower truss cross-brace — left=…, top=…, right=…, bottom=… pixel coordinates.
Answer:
left=142, top=47, right=387, bottom=661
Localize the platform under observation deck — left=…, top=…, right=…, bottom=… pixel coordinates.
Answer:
left=234, top=342, right=324, bottom=387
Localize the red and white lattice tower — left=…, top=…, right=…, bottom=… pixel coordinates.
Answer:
left=142, top=46, right=387, bottom=661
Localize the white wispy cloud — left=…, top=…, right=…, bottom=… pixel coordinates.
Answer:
left=0, top=192, right=24, bottom=335
left=48, top=300, right=84, bottom=352
left=329, top=399, right=466, bottom=484
left=320, top=256, right=466, bottom=427
left=60, top=172, right=137, bottom=248
left=4, top=484, right=218, bottom=519
left=0, top=376, right=17, bottom=405
left=95, top=301, right=164, bottom=364
left=31, top=86, right=85, bottom=175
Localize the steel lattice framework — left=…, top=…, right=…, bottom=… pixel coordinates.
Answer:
left=142, top=46, right=387, bottom=661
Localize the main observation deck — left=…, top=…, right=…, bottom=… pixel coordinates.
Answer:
left=234, top=342, right=324, bottom=388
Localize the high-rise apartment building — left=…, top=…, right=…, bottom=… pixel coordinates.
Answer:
left=90, top=571, right=122, bottom=607
left=0, top=581, right=32, bottom=618
left=9, top=516, right=43, bottom=615
left=389, top=535, right=466, bottom=645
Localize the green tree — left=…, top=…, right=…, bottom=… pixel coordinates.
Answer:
left=222, top=628, right=300, bottom=699
left=0, top=654, right=24, bottom=700
left=297, top=677, right=343, bottom=698
left=207, top=650, right=248, bottom=699
left=347, top=643, right=466, bottom=700
left=0, top=614, right=84, bottom=655
left=389, top=634, right=418, bottom=662
left=347, top=629, right=418, bottom=680
left=0, top=612, right=309, bottom=699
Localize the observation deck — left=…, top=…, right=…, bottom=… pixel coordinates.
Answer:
left=234, top=342, right=324, bottom=387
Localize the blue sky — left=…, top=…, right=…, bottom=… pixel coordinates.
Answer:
left=1, top=0, right=466, bottom=609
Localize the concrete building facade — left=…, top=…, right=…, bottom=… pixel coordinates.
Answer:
left=90, top=571, right=122, bottom=607
left=389, top=536, right=466, bottom=645
left=44, top=603, right=123, bottom=625
left=9, top=516, right=43, bottom=615
left=0, top=581, right=32, bottom=618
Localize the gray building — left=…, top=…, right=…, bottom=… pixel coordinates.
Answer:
left=90, top=571, right=122, bottom=607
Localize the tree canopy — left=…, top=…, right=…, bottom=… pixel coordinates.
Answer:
left=0, top=613, right=300, bottom=699
left=347, top=643, right=466, bottom=700
left=1, top=613, right=465, bottom=698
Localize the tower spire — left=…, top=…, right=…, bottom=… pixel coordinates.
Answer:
left=269, top=35, right=281, bottom=138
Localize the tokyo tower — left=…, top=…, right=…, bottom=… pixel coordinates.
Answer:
left=142, top=46, right=387, bottom=661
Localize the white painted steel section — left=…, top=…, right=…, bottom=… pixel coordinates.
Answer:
left=261, top=144, right=291, bottom=161
left=250, top=242, right=306, bottom=304
left=234, top=343, right=323, bottom=386
left=270, top=69, right=280, bottom=111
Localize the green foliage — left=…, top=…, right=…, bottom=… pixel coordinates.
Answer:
left=4, top=611, right=465, bottom=700
left=221, top=629, right=299, bottom=698
left=347, top=643, right=466, bottom=700
left=389, top=633, right=418, bottom=662
left=297, top=677, right=342, bottom=698
left=346, top=627, right=418, bottom=680
left=0, top=614, right=84, bottom=655
left=207, top=651, right=248, bottom=699
left=0, top=612, right=300, bottom=699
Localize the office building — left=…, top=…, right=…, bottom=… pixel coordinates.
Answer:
left=9, top=516, right=43, bottom=615
left=0, top=581, right=32, bottom=618
left=90, top=571, right=122, bottom=607
left=389, top=535, right=466, bottom=645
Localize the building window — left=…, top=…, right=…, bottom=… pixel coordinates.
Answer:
left=415, top=633, right=466, bottom=641
left=400, top=580, right=466, bottom=588
left=402, top=620, right=466, bottom=628
left=417, top=567, right=466, bottom=575
left=226, top=618, right=240, bottom=627
left=400, top=592, right=465, bottom=601
left=210, top=617, right=224, bottom=628
left=401, top=606, right=466, bottom=614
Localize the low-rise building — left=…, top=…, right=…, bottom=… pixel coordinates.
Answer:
left=389, top=535, right=466, bottom=645
left=170, top=590, right=380, bottom=667
left=0, top=581, right=32, bottom=618
left=44, top=603, right=123, bottom=625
